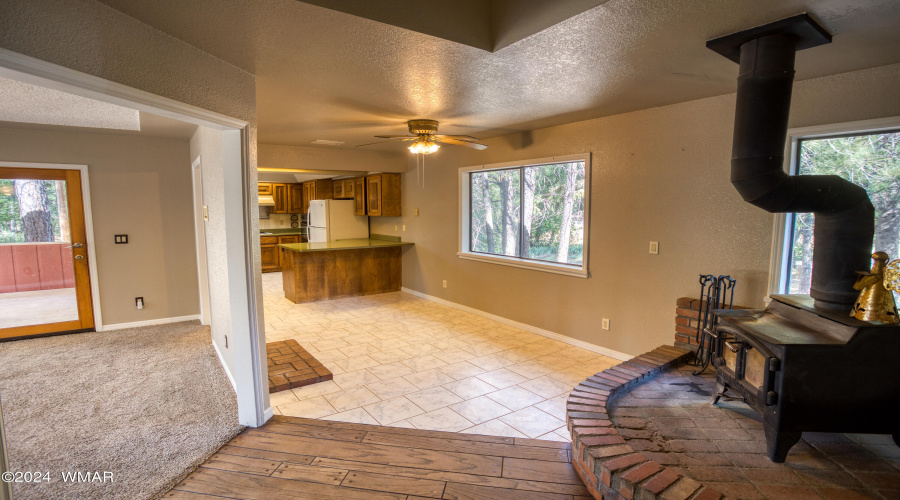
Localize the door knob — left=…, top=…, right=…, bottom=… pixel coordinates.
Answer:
left=74, top=255, right=84, bottom=260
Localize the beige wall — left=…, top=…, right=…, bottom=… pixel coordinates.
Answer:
left=0, top=126, right=199, bottom=325
left=259, top=144, right=406, bottom=173
left=371, top=62, right=900, bottom=356
left=190, top=126, right=232, bottom=370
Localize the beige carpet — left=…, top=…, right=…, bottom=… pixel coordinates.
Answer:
left=0, top=321, right=242, bottom=499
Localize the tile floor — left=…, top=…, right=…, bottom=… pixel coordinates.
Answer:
left=262, top=272, right=619, bottom=441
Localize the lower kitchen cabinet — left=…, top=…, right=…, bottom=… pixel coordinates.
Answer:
left=261, top=235, right=301, bottom=272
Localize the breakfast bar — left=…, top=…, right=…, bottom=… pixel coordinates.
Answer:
left=279, top=236, right=414, bottom=303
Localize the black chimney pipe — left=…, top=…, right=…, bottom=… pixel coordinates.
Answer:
left=708, top=14, right=875, bottom=310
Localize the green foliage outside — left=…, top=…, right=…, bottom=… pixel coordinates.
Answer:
left=471, top=162, right=585, bottom=266
left=788, top=132, right=900, bottom=293
left=0, top=179, right=64, bottom=244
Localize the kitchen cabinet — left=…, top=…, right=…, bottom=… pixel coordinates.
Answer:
left=302, top=179, right=334, bottom=214
left=353, top=177, right=366, bottom=215
left=333, top=178, right=356, bottom=200
left=261, top=234, right=303, bottom=272
left=272, top=183, right=288, bottom=214
left=287, top=184, right=304, bottom=214
left=366, top=173, right=401, bottom=216
left=260, top=235, right=280, bottom=271
left=258, top=183, right=273, bottom=196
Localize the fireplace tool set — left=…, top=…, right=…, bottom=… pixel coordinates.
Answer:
left=689, top=274, right=736, bottom=376
left=698, top=14, right=900, bottom=463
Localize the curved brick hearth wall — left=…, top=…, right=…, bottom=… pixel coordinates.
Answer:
left=566, top=345, right=728, bottom=500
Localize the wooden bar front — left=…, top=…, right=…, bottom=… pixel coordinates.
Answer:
left=281, top=246, right=402, bottom=303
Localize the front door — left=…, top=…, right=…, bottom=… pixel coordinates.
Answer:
left=0, top=167, right=94, bottom=340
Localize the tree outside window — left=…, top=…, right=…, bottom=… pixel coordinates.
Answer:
left=469, top=161, right=586, bottom=267
left=787, top=131, right=900, bottom=294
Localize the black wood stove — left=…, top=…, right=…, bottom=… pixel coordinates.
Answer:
left=711, top=295, right=900, bottom=462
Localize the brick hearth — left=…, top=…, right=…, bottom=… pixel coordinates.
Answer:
left=266, top=339, right=333, bottom=393
left=566, top=345, right=900, bottom=499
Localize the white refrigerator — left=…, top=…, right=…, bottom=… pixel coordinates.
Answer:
left=307, top=199, right=369, bottom=242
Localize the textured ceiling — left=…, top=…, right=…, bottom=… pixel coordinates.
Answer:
left=97, top=0, right=900, bottom=151
left=0, top=75, right=139, bottom=130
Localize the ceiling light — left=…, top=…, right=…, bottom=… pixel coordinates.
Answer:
left=311, top=139, right=345, bottom=146
left=408, top=138, right=439, bottom=155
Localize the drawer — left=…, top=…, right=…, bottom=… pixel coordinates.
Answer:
left=260, top=236, right=278, bottom=245
left=279, top=236, right=299, bottom=244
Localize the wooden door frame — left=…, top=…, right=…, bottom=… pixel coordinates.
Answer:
left=0, top=161, right=103, bottom=331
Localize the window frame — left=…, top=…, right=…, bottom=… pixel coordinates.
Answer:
left=767, top=116, right=900, bottom=299
left=458, top=153, right=591, bottom=278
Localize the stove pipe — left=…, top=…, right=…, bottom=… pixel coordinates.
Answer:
left=709, top=15, right=875, bottom=310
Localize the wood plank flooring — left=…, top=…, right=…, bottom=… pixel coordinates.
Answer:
left=164, top=415, right=591, bottom=500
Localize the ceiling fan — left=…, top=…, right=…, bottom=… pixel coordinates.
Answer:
left=356, top=119, right=488, bottom=154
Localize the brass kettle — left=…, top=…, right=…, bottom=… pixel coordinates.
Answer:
left=850, top=252, right=900, bottom=324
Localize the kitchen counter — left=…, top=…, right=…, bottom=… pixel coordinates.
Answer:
left=260, top=229, right=306, bottom=236
left=279, top=236, right=413, bottom=304
left=280, top=238, right=413, bottom=253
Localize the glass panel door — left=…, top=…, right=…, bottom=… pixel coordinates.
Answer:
left=0, top=168, right=94, bottom=340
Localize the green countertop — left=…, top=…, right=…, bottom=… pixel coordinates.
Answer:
left=260, top=229, right=305, bottom=236
left=280, top=238, right=414, bottom=252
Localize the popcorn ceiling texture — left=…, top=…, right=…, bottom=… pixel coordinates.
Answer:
left=0, top=76, right=140, bottom=130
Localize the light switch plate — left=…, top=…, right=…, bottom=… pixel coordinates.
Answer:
left=649, top=241, right=659, bottom=254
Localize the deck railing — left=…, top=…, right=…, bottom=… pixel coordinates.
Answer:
left=0, top=243, right=75, bottom=294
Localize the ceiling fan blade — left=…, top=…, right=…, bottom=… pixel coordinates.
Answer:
left=356, top=137, right=417, bottom=148
left=435, top=137, right=488, bottom=150
left=436, top=134, right=480, bottom=141
left=374, top=135, right=416, bottom=138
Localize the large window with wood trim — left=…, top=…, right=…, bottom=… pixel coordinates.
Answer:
left=459, top=154, right=591, bottom=277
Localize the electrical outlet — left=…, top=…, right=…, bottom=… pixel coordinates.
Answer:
left=649, top=241, right=659, bottom=254
left=394, top=225, right=398, bottom=231
left=601, top=318, right=610, bottom=330
left=135, top=297, right=144, bottom=310
left=414, top=208, right=420, bottom=216
left=402, top=225, right=406, bottom=231
left=442, top=280, right=447, bottom=288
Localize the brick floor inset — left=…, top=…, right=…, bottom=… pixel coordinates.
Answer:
left=266, top=339, right=333, bottom=393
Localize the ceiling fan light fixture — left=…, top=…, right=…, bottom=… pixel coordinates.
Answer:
left=408, top=138, right=439, bottom=154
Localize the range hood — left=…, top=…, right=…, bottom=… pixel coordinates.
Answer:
left=258, top=195, right=275, bottom=206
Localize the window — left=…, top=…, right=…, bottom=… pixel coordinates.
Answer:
left=770, top=120, right=900, bottom=296
left=459, top=154, right=590, bottom=277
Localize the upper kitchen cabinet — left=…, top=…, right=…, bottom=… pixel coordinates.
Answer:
left=258, top=182, right=273, bottom=196
left=287, top=183, right=304, bottom=214
left=302, top=179, right=334, bottom=214
left=333, top=178, right=356, bottom=199
left=353, top=177, right=366, bottom=215
left=272, top=183, right=288, bottom=213
left=366, top=173, right=401, bottom=216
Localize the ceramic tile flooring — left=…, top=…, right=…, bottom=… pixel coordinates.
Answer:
left=262, top=272, right=619, bottom=441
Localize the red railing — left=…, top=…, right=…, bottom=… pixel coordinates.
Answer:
left=0, top=243, right=75, bottom=293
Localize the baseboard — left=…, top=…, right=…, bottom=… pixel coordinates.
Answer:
left=400, top=287, right=632, bottom=361
left=100, top=314, right=201, bottom=331
left=212, top=339, right=238, bottom=392
left=264, top=406, right=274, bottom=422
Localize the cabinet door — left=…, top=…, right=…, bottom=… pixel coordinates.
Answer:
left=354, top=177, right=366, bottom=215
left=333, top=182, right=344, bottom=199
left=380, top=173, right=401, bottom=216
left=258, top=182, right=273, bottom=195
left=261, top=245, right=279, bottom=271
left=278, top=236, right=299, bottom=268
left=287, top=183, right=304, bottom=213
left=343, top=179, right=355, bottom=198
left=366, top=175, right=382, bottom=216
left=302, top=182, right=313, bottom=213
left=273, top=183, right=288, bottom=214
left=317, top=179, right=334, bottom=200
